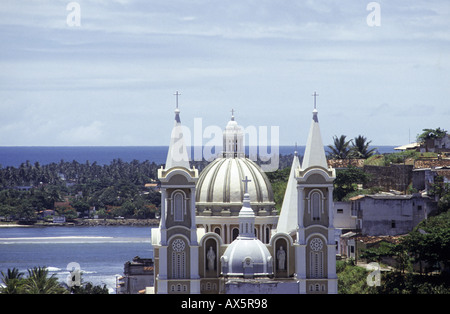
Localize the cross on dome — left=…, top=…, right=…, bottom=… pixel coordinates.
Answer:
left=242, top=176, right=251, bottom=194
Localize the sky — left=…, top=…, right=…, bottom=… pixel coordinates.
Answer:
left=0, top=0, right=449, bottom=147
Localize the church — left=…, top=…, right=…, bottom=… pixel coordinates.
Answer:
left=150, top=93, right=338, bottom=294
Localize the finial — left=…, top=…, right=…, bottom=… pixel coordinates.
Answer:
left=231, top=108, right=235, bottom=121
left=294, top=142, right=298, bottom=156
left=242, top=176, right=251, bottom=194
left=174, top=91, right=181, bottom=109
left=312, top=91, right=319, bottom=110
left=312, top=91, right=319, bottom=122
left=173, top=91, right=181, bottom=123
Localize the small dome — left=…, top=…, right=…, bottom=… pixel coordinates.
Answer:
left=195, top=157, right=275, bottom=215
left=221, top=237, right=273, bottom=277
left=220, top=183, right=274, bottom=278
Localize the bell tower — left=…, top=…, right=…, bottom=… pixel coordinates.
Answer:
left=294, top=93, right=337, bottom=294
left=153, top=92, right=200, bottom=294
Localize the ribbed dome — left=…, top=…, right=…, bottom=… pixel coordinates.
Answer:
left=195, top=157, right=275, bottom=216
left=221, top=237, right=273, bottom=277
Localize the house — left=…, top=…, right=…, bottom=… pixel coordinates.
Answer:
left=339, top=233, right=403, bottom=262
left=419, top=134, right=450, bottom=153
left=118, top=256, right=154, bottom=294
left=349, top=193, right=436, bottom=236
left=412, top=166, right=450, bottom=196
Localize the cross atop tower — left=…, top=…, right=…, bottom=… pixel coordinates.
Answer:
left=174, top=91, right=181, bottom=109
left=242, top=176, right=251, bottom=194
left=312, top=91, right=319, bottom=109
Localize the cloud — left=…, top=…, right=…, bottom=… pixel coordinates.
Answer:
left=0, top=0, right=448, bottom=147
left=58, top=121, right=104, bottom=145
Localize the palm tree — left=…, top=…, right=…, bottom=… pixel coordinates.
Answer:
left=0, top=268, right=25, bottom=294
left=351, top=135, right=377, bottom=159
left=327, top=135, right=352, bottom=159
left=23, top=266, right=67, bottom=294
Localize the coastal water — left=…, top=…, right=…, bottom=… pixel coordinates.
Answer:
left=0, top=146, right=396, bottom=168
left=0, top=226, right=153, bottom=293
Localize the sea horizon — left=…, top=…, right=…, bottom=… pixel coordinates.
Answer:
left=0, top=145, right=397, bottom=168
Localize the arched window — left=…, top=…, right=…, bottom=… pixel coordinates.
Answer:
left=310, top=191, right=322, bottom=221
left=232, top=228, right=239, bottom=241
left=172, top=191, right=185, bottom=222
left=309, top=237, right=324, bottom=279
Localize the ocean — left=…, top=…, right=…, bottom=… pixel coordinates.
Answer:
left=0, top=146, right=397, bottom=168
left=0, top=226, right=153, bottom=294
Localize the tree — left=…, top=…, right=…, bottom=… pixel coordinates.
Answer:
left=336, top=261, right=376, bottom=294
left=417, top=128, right=447, bottom=142
left=65, top=272, right=109, bottom=294
left=266, top=167, right=290, bottom=213
left=0, top=268, right=25, bottom=294
left=23, top=267, right=67, bottom=294
left=351, top=135, right=377, bottom=159
left=328, top=135, right=352, bottom=159
left=333, top=166, right=372, bottom=201
left=70, top=281, right=109, bottom=294
left=71, top=199, right=91, bottom=217
left=401, top=211, right=450, bottom=274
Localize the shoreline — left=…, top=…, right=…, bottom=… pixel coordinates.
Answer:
left=0, top=218, right=160, bottom=228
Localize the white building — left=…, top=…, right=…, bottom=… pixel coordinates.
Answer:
left=150, top=93, right=337, bottom=294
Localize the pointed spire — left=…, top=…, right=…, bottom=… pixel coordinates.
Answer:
left=301, top=93, right=328, bottom=170
left=164, top=91, right=190, bottom=170
left=277, top=150, right=301, bottom=235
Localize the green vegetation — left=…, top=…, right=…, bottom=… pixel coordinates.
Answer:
left=0, top=159, right=161, bottom=223
left=333, top=166, right=373, bottom=201
left=337, top=211, right=450, bottom=294
left=327, top=135, right=377, bottom=159
left=365, top=150, right=438, bottom=167
left=337, top=260, right=376, bottom=294
left=356, top=211, right=450, bottom=294
left=417, top=127, right=447, bottom=142
left=266, top=166, right=290, bottom=214
left=0, top=267, right=108, bottom=294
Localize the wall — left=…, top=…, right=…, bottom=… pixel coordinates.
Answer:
left=359, top=196, right=432, bottom=236
left=363, top=165, right=414, bottom=192
left=333, top=201, right=355, bottom=229
left=224, top=279, right=300, bottom=294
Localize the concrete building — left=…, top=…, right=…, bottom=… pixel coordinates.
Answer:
left=349, top=193, right=435, bottom=236
left=118, top=256, right=154, bottom=294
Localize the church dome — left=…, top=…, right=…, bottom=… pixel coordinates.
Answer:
left=195, top=113, right=275, bottom=216
left=221, top=237, right=273, bottom=277
left=195, top=157, right=275, bottom=215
